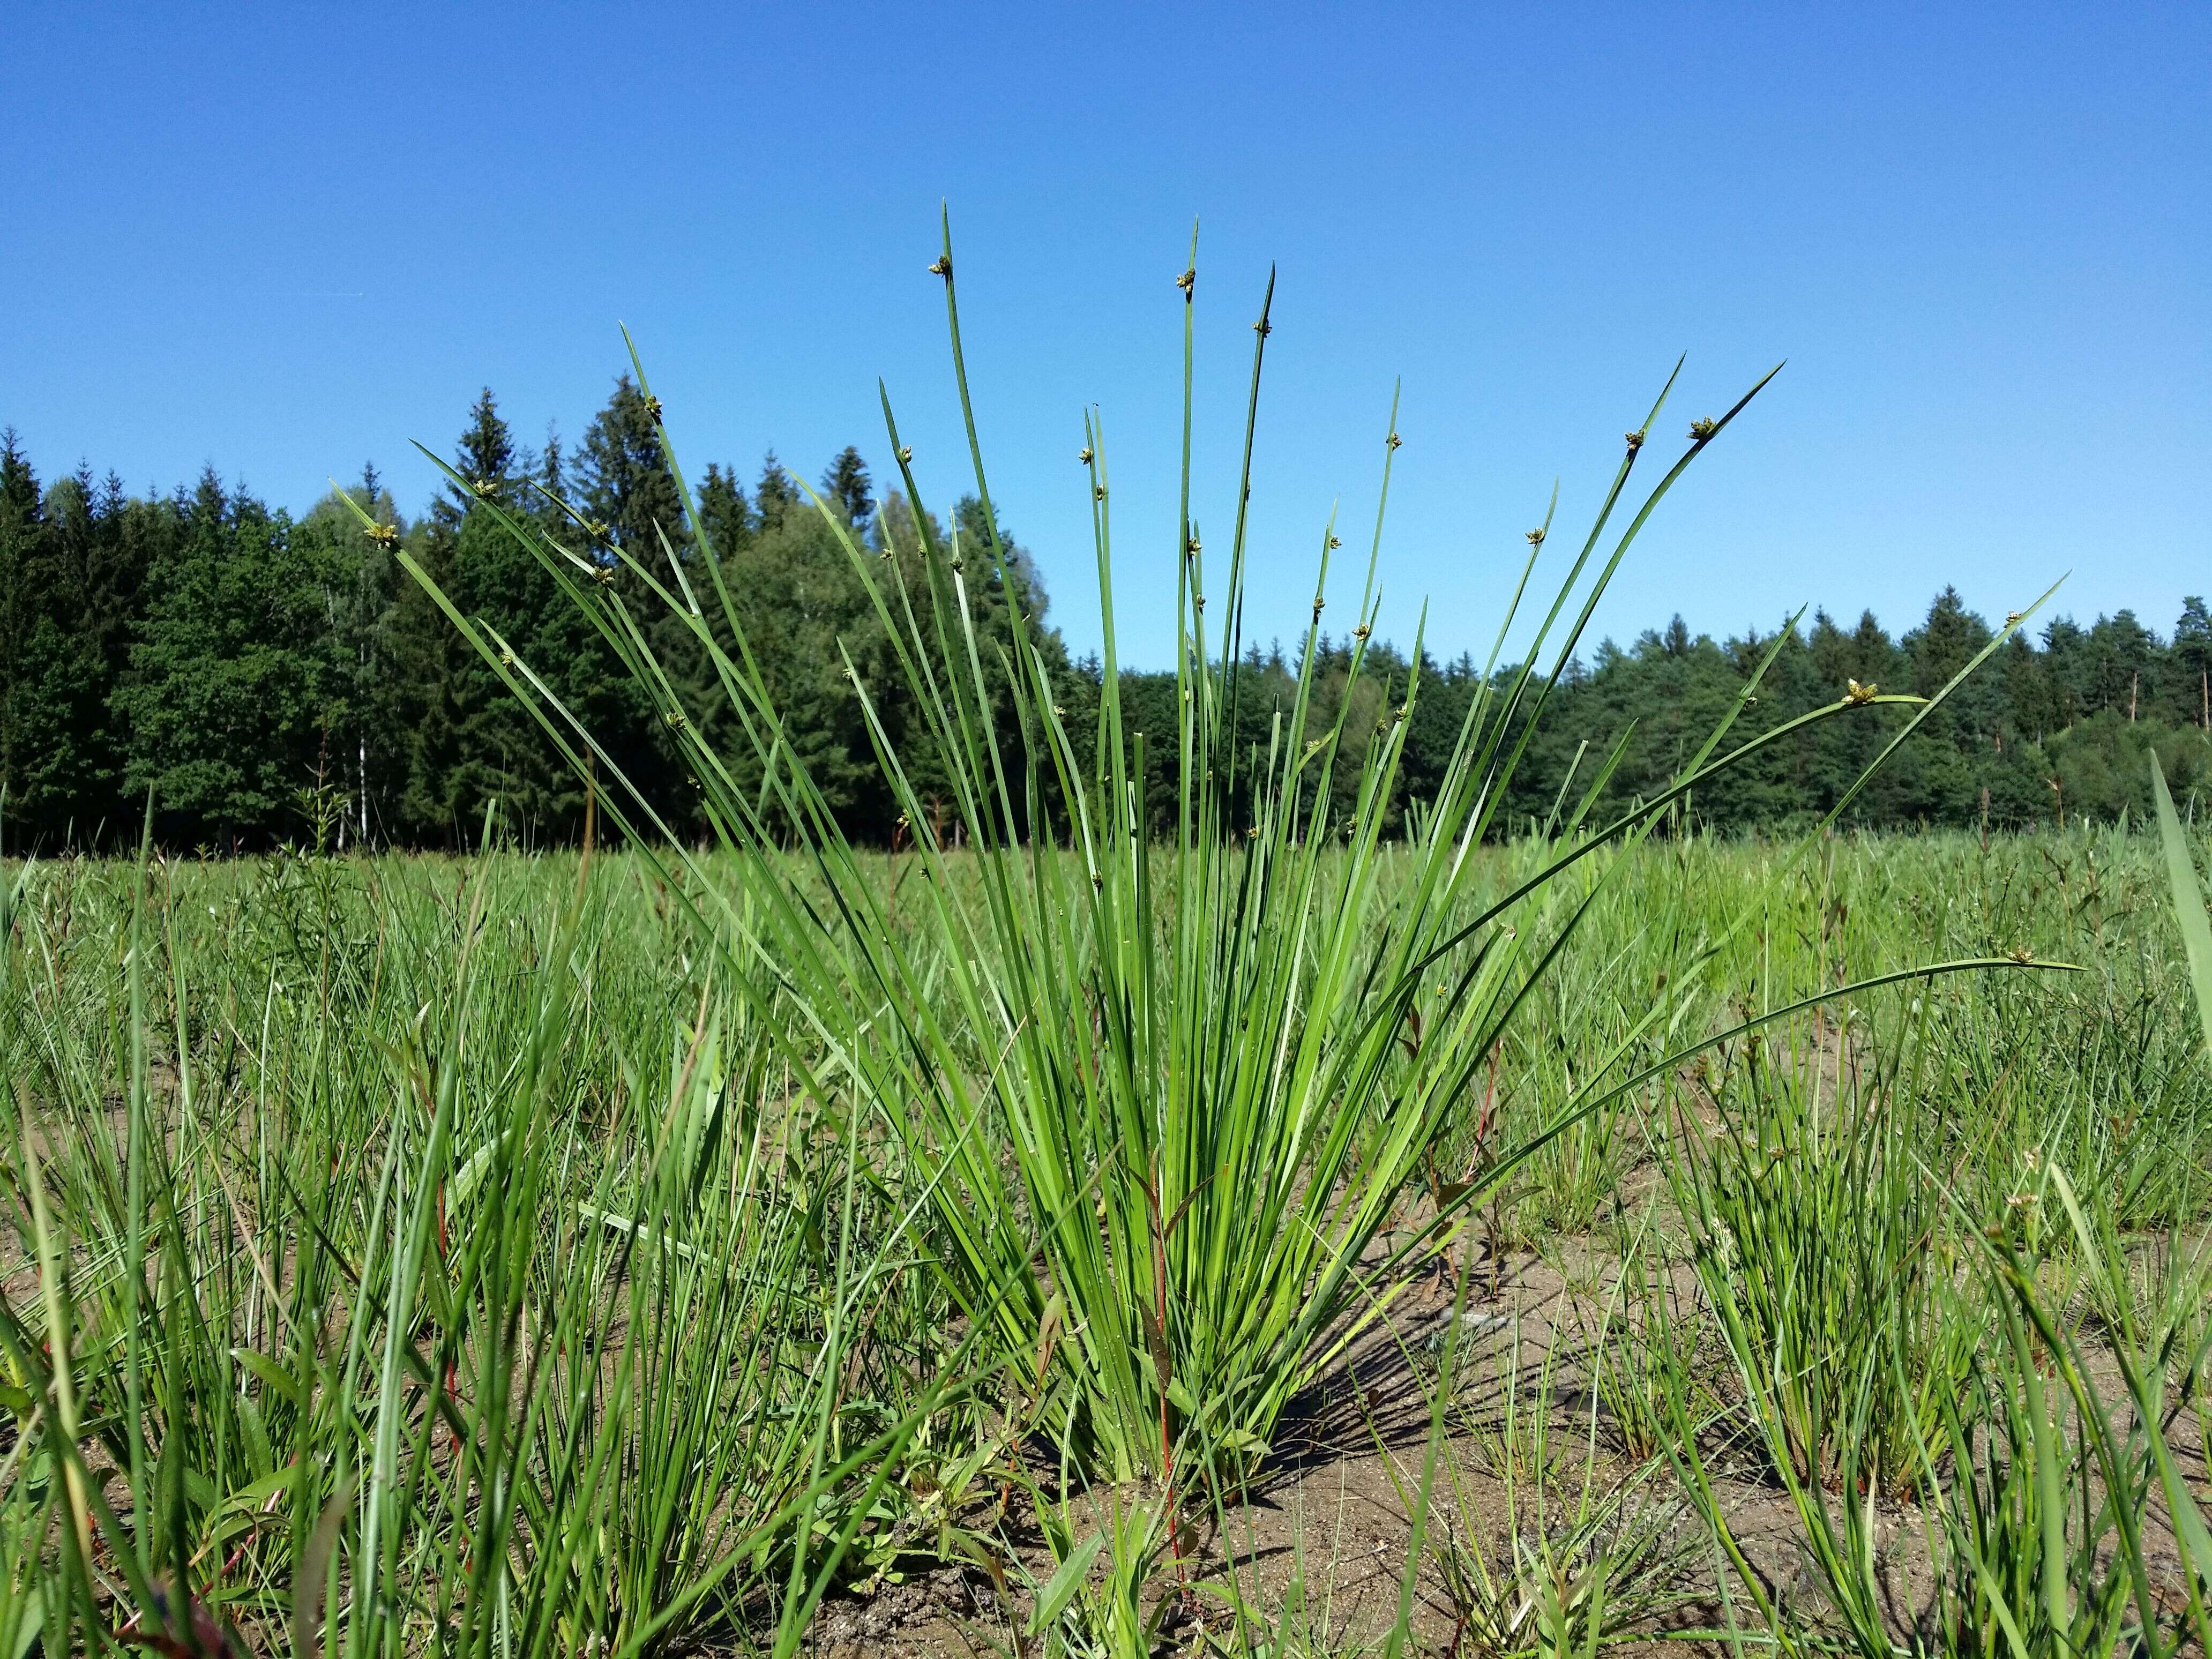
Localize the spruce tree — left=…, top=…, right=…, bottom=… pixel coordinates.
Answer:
left=300, top=468, right=403, bottom=845
left=533, top=430, right=569, bottom=540
left=697, top=462, right=752, bottom=556
left=754, top=451, right=796, bottom=532
left=0, top=432, right=47, bottom=845
left=576, top=375, right=689, bottom=566
left=23, top=466, right=136, bottom=839
left=572, top=375, right=696, bottom=825
left=116, top=472, right=346, bottom=845
left=2173, top=596, right=2211, bottom=731
left=434, top=388, right=518, bottom=528
left=819, top=446, right=873, bottom=527
left=392, top=390, right=524, bottom=841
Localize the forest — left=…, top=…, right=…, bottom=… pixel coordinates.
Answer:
left=2, top=381, right=2208, bottom=854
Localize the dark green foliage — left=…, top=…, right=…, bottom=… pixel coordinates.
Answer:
left=696, top=462, right=752, bottom=556
left=1, top=406, right=2203, bottom=849
left=1, top=437, right=158, bottom=843
left=753, top=450, right=796, bottom=533
left=818, top=445, right=873, bottom=528
left=577, top=376, right=689, bottom=563
left=112, top=472, right=349, bottom=846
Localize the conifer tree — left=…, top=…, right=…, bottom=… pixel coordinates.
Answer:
left=391, top=391, right=523, bottom=841
left=2173, top=596, right=2211, bottom=731
left=577, top=376, right=689, bottom=568
left=300, top=466, right=402, bottom=844
left=25, top=464, right=144, bottom=839
left=117, top=472, right=345, bottom=846
left=819, top=446, right=873, bottom=527
left=754, top=451, right=796, bottom=532
left=446, top=388, right=517, bottom=512
left=697, top=462, right=752, bottom=556
left=0, top=431, right=47, bottom=844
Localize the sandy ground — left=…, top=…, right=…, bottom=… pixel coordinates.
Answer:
left=795, top=1232, right=2209, bottom=1657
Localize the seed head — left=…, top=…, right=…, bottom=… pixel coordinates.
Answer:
left=1327, top=534, right=1342, bottom=549
left=1387, top=431, right=1403, bottom=450
left=1094, top=484, right=1105, bottom=502
left=474, top=475, right=498, bottom=496
left=2005, top=610, right=2024, bottom=626
left=897, top=445, right=913, bottom=464
left=1253, top=316, right=1272, bottom=338
left=1352, top=623, right=1371, bottom=641
left=928, top=254, right=952, bottom=279
left=664, top=711, right=688, bottom=731
left=644, top=394, right=663, bottom=424
left=1079, top=446, right=1093, bottom=464
left=367, top=522, right=400, bottom=549
left=1312, top=595, right=1326, bottom=617
left=1193, top=593, right=1206, bottom=611
left=1688, top=417, right=1718, bottom=441
left=1175, top=268, right=1195, bottom=294
left=1625, top=429, right=1646, bottom=453
left=1844, top=678, right=1878, bottom=705
left=588, top=519, right=611, bottom=541
left=499, top=648, right=517, bottom=668
left=593, top=563, right=616, bottom=587
left=1186, top=534, right=1200, bottom=557
left=1526, top=527, right=1545, bottom=548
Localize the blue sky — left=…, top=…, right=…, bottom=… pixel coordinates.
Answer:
left=4, top=3, right=2204, bottom=669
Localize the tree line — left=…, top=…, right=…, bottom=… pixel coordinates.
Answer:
left=1, top=383, right=2207, bottom=854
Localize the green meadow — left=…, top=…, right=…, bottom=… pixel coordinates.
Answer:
left=2, top=234, right=2208, bottom=1657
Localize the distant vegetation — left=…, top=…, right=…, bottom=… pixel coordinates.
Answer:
left=1, top=395, right=2207, bottom=853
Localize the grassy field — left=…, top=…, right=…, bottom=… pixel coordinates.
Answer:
left=5, top=233, right=2210, bottom=1656
left=2, top=826, right=2207, bottom=1656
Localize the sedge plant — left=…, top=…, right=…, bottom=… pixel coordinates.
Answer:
left=0, top=825, right=949, bottom=1657
left=364, top=216, right=2053, bottom=1516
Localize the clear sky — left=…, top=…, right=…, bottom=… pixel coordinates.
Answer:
left=4, top=3, right=2204, bottom=670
